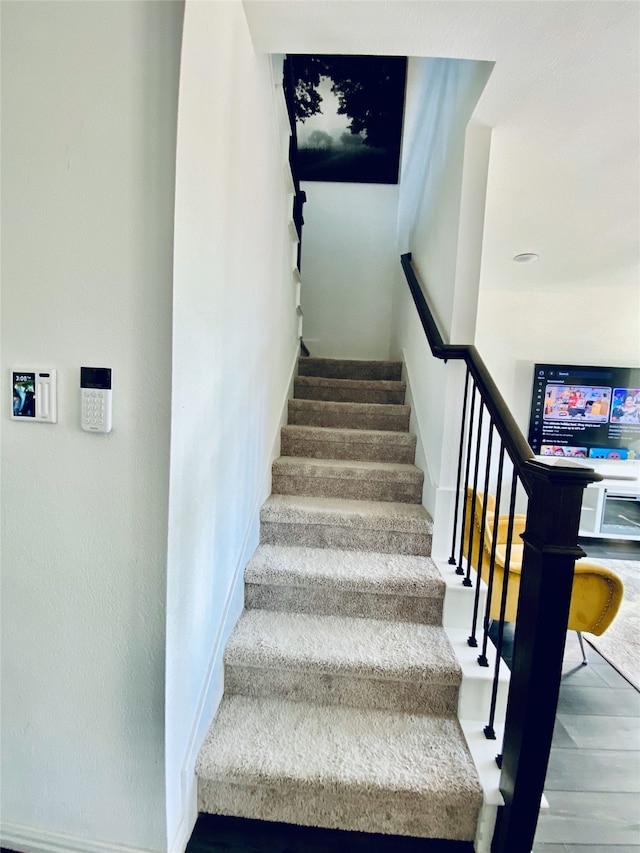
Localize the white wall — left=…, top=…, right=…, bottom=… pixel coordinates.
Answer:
left=470, top=50, right=640, bottom=463
left=300, top=182, right=399, bottom=359
left=390, top=58, right=492, bottom=540
left=475, top=265, right=640, bottom=436
left=396, top=58, right=493, bottom=335
left=165, top=4, right=300, bottom=849
left=1, top=2, right=183, bottom=851
left=450, top=121, right=492, bottom=344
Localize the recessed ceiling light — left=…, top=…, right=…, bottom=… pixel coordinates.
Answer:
left=513, top=253, right=539, bottom=263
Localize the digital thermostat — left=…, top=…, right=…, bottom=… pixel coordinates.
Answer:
left=11, top=369, right=58, bottom=423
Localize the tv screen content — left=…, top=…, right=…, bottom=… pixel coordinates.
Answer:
left=528, top=364, right=640, bottom=461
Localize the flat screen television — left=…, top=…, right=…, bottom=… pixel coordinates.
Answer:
left=527, top=363, right=640, bottom=462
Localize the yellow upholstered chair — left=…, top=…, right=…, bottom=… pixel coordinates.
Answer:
left=463, top=489, right=624, bottom=663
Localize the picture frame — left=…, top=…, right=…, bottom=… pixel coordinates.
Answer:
left=287, top=55, right=407, bottom=185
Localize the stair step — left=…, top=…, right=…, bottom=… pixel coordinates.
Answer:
left=244, top=544, right=444, bottom=624
left=196, top=695, right=483, bottom=840
left=225, top=609, right=460, bottom=715
left=195, top=356, right=486, bottom=843
left=294, top=375, right=406, bottom=405
left=281, top=425, right=417, bottom=463
left=288, top=398, right=410, bottom=432
left=298, top=357, right=403, bottom=381
left=260, top=495, right=433, bottom=555
left=272, top=457, right=424, bottom=504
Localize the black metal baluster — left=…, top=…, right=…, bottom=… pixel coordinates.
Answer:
left=464, top=400, right=485, bottom=592
left=456, top=383, right=478, bottom=576
left=478, top=442, right=506, bottom=673
left=489, top=474, right=520, bottom=747
left=472, top=421, right=494, bottom=659
left=449, top=367, right=471, bottom=567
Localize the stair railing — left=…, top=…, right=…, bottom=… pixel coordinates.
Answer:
left=282, top=57, right=307, bottom=272
left=401, top=253, right=601, bottom=853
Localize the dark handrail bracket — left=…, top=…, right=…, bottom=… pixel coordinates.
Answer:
left=400, top=253, right=602, bottom=853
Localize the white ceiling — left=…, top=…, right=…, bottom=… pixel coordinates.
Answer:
left=244, top=0, right=639, bottom=298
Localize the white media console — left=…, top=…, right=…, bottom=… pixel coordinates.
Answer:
left=577, top=461, right=640, bottom=541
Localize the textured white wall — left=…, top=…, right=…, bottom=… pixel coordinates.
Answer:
left=398, top=58, right=493, bottom=337
left=300, top=182, right=399, bottom=360
left=475, top=124, right=640, bottom=439
left=475, top=267, right=640, bottom=436
left=0, top=2, right=183, bottom=851
left=165, top=4, right=300, bottom=848
left=391, top=58, right=492, bottom=532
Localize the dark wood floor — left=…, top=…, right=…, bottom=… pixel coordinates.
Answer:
left=533, top=538, right=640, bottom=851
left=490, top=605, right=640, bottom=852
left=578, top=536, right=640, bottom=561
left=533, top=639, right=640, bottom=852
left=535, top=537, right=640, bottom=851
left=186, top=816, right=474, bottom=853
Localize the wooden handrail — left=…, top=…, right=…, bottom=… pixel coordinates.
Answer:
left=400, top=253, right=602, bottom=493
left=401, top=252, right=465, bottom=359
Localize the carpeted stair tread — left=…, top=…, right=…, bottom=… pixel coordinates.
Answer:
left=260, top=495, right=433, bottom=555
left=281, top=424, right=417, bottom=463
left=245, top=544, right=443, bottom=597
left=196, top=695, right=482, bottom=840
left=225, top=609, right=461, bottom=685
left=273, top=456, right=423, bottom=481
left=271, top=456, right=424, bottom=504
left=288, top=398, right=410, bottom=431
left=294, top=375, right=406, bottom=404
left=261, top=494, right=432, bottom=533
left=244, top=544, right=444, bottom=624
left=298, top=357, right=403, bottom=381
left=196, top=694, right=481, bottom=792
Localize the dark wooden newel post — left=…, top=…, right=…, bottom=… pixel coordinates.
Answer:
left=491, top=459, right=600, bottom=853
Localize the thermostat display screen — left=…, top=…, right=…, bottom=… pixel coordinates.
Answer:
left=13, top=372, right=36, bottom=418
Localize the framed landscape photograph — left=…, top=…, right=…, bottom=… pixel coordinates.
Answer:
left=287, top=54, right=407, bottom=185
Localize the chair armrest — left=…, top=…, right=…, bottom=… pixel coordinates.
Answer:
left=495, top=514, right=526, bottom=544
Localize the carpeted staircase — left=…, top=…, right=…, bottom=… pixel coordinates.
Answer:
left=196, top=357, right=483, bottom=843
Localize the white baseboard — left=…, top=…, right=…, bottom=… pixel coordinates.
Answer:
left=447, top=627, right=510, bottom=724
left=438, top=556, right=510, bottom=724
left=430, top=485, right=459, bottom=560
left=440, top=557, right=487, bottom=630
left=462, top=723, right=503, bottom=853
left=0, top=823, right=162, bottom=853
left=166, top=773, right=199, bottom=853
left=401, top=351, right=462, bottom=563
